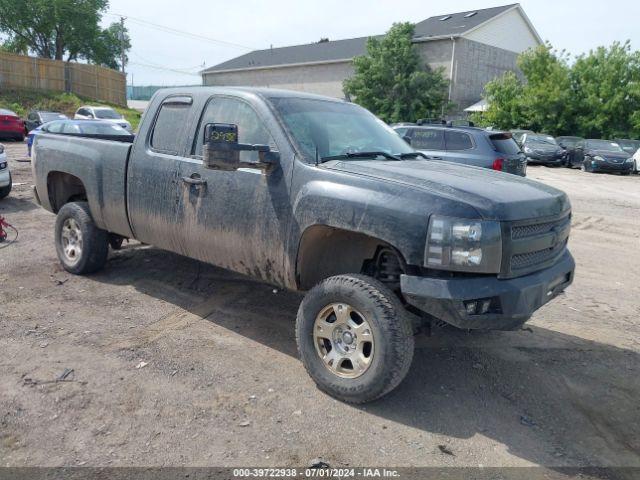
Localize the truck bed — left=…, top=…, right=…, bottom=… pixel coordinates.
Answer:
left=33, top=133, right=134, bottom=238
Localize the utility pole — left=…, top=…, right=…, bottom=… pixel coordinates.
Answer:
left=120, top=16, right=126, bottom=74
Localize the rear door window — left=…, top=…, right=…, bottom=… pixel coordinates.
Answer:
left=151, top=98, right=193, bottom=155
left=410, top=128, right=444, bottom=150
left=445, top=130, right=474, bottom=150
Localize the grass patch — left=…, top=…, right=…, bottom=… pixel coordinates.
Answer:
left=0, top=89, right=142, bottom=130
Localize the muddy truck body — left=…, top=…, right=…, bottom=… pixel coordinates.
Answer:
left=32, top=87, right=575, bottom=403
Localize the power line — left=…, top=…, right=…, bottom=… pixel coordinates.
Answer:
left=130, top=50, right=203, bottom=72
left=127, top=60, right=201, bottom=77
left=105, top=12, right=257, bottom=51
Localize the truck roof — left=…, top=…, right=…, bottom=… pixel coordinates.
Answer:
left=152, top=86, right=350, bottom=103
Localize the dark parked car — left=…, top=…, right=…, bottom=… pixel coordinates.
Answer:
left=25, top=110, right=68, bottom=132
left=511, top=129, right=534, bottom=146
left=28, top=119, right=134, bottom=156
left=613, top=138, right=640, bottom=156
left=556, top=136, right=584, bottom=168
left=521, top=133, right=565, bottom=166
left=394, top=125, right=527, bottom=176
left=571, top=139, right=634, bottom=174
left=32, top=87, right=575, bottom=403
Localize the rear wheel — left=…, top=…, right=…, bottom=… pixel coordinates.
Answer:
left=55, top=202, right=109, bottom=274
left=296, top=274, right=414, bottom=404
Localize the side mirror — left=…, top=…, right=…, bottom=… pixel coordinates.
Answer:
left=402, top=135, right=412, bottom=145
left=203, top=123, right=278, bottom=172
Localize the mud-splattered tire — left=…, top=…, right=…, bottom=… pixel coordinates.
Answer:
left=55, top=201, right=108, bottom=274
left=0, top=173, right=11, bottom=199
left=296, top=274, right=414, bottom=404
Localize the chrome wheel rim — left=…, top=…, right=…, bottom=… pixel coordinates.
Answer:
left=61, top=218, right=83, bottom=265
left=313, top=303, right=374, bottom=379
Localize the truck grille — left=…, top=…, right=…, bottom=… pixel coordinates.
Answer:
left=500, top=212, right=571, bottom=278
left=511, top=239, right=568, bottom=270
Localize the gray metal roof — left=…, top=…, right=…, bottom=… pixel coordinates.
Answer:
left=204, top=4, right=518, bottom=74
left=413, top=4, right=517, bottom=38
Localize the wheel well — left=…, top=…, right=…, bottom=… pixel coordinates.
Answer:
left=47, top=172, right=87, bottom=213
left=296, top=225, right=406, bottom=291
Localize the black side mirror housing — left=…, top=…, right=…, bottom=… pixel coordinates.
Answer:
left=203, top=123, right=278, bottom=172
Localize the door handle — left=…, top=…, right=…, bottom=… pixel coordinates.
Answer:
left=181, top=175, right=207, bottom=186
left=429, top=156, right=443, bottom=160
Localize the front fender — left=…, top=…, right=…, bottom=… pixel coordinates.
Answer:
left=292, top=178, right=429, bottom=267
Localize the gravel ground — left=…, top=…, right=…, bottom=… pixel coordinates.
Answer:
left=1, top=140, right=639, bottom=472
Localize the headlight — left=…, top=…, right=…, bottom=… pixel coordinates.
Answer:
left=425, top=215, right=502, bottom=273
left=626, top=157, right=634, bottom=163
left=593, top=155, right=605, bottom=162
left=523, top=146, right=532, bottom=153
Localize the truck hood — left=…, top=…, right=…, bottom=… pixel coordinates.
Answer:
left=327, top=160, right=570, bottom=221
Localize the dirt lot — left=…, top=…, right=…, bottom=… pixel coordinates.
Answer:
left=1, top=140, right=639, bottom=472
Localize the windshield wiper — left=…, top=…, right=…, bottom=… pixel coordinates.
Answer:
left=320, top=151, right=401, bottom=163
left=397, top=152, right=428, bottom=159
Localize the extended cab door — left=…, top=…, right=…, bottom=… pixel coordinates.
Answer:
left=127, top=95, right=194, bottom=252
left=175, top=95, right=290, bottom=286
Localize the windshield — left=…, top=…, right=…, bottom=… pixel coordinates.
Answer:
left=70, top=122, right=131, bottom=135
left=586, top=140, right=625, bottom=152
left=94, top=108, right=122, bottom=119
left=41, top=112, right=67, bottom=122
left=526, top=134, right=557, bottom=145
left=557, top=137, right=581, bottom=147
left=490, top=134, right=521, bottom=154
left=616, top=139, right=640, bottom=150
left=269, top=97, right=413, bottom=161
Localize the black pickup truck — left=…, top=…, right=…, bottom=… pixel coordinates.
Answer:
left=32, top=87, right=575, bottom=403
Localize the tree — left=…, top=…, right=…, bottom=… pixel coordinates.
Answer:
left=571, top=41, right=640, bottom=138
left=343, top=22, right=450, bottom=123
left=474, top=41, right=640, bottom=138
left=473, top=44, right=575, bottom=134
left=90, top=22, right=131, bottom=70
left=0, top=0, right=130, bottom=70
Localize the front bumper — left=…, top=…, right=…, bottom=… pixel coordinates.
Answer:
left=591, top=161, right=633, bottom=172
left=526, top=153, right=564, bottom=165
left=400, top=251, right=575, bottom=330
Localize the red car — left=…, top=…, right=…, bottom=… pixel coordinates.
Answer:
left=0, top=109, right=25, bottom=141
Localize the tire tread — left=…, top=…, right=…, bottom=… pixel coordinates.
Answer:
left=296, top=274, right=414, bottom=404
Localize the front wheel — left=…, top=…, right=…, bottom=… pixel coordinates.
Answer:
left=296, top=274, right=414, bottom=404
left=55, top=201, right=109, bottom=274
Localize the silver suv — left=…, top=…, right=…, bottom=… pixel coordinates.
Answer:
left=394, top=125, right=527, bottom=176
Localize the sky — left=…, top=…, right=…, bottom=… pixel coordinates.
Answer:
left=105, top=0, right=640, bottom=86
